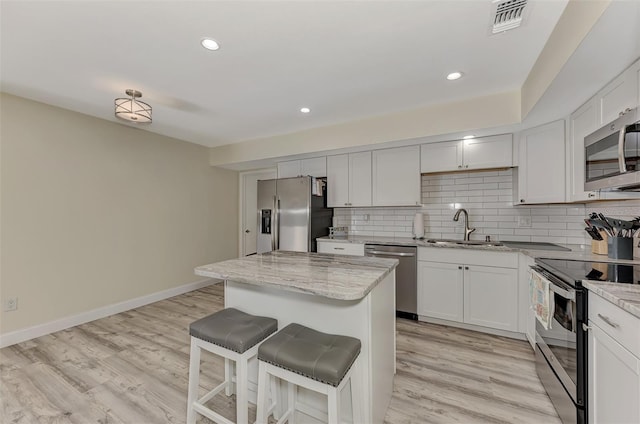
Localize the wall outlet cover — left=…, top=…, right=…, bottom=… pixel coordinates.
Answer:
left=4, top=297, right=18, bottom=312
left=518, top=216, right=532, bottom=228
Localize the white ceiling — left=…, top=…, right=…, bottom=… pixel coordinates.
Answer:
left=1, top=0, right=568, bottom=148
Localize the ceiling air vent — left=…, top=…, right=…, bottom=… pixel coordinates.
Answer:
left=491, top=0, right=528, bottom=34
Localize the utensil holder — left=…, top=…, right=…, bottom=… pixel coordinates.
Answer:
left=591, top=231, right=607, bottom=255
left=607, top=237, right=633, bottom=260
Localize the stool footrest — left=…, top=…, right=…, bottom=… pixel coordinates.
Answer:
left=199, top=380, right=229, bottom=405
left=193, top=401, right=235, bottom=424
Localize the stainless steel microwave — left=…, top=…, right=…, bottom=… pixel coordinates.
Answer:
left=585, top=107, right=640, bottom=191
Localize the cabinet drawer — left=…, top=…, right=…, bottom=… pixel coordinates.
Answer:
left=589, top=293, right=640, bottom=357
left=317, top=241, right=364, bottom=256
left=418, top=247, right=517, bottom=268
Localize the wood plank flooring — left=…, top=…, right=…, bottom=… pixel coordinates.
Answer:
left=1, top=284, right=561, bottom=424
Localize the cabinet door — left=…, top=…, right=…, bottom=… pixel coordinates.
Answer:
left=420, top=141, right=462, bottom=173
left=463, top=265, right=518, bottom=332
left=349, top=151, right=372, bottom=207
left=277, top=160, right=301, bottom=178
left=569, top=100, right=600, bottom=202
left=597, top=60, right=640, bottom=126
left=316, top=241, right=364, bottom=256
left=588, top=323, right=640, bottom=424
left=517, top=120, right=566, bottom=204
left=301, top=157, right=326, bottom=178
left=417, top=261, right=463, bottom=322
left=326, top=154, right=349, bottom=207
left=372, top=146, right=421, bottom=206
left=518, top=254, right=536, bottom=349
left=463, top=134, right=513, bottom=170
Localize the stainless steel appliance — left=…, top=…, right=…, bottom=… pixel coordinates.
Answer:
left=365, top=244, right=417, bottom=320
left=585, top=106, right=640, bottom=191
left=531, top=258, right=640, bottom=424
left=257, top=176, right=333, bottom=254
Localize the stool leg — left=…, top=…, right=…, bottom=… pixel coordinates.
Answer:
left=350, top=361, right=362, bottom=424
left=270, top=372, right=281, bottom=420
left=225, top=358, right=234, bottom=396
left=186, top=338, right=201, bottom=424
left=287, top=381, right=297, bottom=424
left=235, top=355, right=249, bottom=424
left=256, top=361, right=270, bottom=424
left=327, top=384, right=339, bottom=424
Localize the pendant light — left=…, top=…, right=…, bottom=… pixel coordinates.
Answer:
left=114, top=89, right=152, bottom=123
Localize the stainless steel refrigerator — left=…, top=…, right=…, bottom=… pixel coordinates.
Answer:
left=257, top=176, right=333, bottom=253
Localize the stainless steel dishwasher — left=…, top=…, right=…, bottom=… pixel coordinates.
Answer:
left=364, top=244, right=417, bottom=320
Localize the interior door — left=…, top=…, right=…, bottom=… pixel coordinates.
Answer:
left=243, top=169, right=276, bottom=256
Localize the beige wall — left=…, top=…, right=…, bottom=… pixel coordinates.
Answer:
left=0, top=93, right=238, bottom=334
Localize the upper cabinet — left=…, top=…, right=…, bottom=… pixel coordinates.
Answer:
left=515, top=120, right=566, bottom=204
left=372, top=146, right=421, bottom=206
left=277, top=157, right=327, bottom=178
left=596, top=60, right=640, bottom=126
left=420, top=134, right=512, bottom=173
left=326, top=152, right=372, bottom=207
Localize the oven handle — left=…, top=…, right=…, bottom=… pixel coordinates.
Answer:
left=530, top=266, right=575, bottom=301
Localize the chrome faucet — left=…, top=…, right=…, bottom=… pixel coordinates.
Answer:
left=453, top=208, right=476, bottom=241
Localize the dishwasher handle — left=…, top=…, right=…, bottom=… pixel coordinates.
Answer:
left=365, top=250, right=415, bottom=257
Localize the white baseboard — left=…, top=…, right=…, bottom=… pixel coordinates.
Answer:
left=0, top=278, right=221, bottom=349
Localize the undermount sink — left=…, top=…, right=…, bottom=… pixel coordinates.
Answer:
left=425, top=239, right=504, bottom=247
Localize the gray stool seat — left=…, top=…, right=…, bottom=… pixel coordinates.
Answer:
left=258, top=323, right=361, bottom=387
left=190, top=308, right=278, bottom=354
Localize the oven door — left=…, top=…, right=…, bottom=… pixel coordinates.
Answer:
left=531, top=267, right=586, bottom=424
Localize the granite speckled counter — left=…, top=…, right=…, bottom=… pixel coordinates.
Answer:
left=584, top=281, right=640, bottom=319
left=195, top=250, right=398, bottom=301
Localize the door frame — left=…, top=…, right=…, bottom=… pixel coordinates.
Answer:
left=238, top=168, right=277, bottom=257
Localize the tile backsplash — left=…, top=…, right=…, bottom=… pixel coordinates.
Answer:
left=334, top=168, right=640, bottom=246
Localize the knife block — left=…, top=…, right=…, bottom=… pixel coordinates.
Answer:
left=591, top=231, right=608, bottom=255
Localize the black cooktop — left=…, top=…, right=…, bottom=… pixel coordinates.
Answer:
left=536, top=258, right=640, bottom=286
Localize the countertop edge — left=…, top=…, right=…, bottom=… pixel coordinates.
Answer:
left=583, top=281, right=640, bottom=320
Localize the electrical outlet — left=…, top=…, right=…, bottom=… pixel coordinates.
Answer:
left=363, top=214, right=370, bottom=222
left=4, top=297, right=18, bottom=312
left=518, top=216, right=532, bottom=228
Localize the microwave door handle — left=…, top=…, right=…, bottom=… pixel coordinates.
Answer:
left=618, top=127, right=627, bottom=173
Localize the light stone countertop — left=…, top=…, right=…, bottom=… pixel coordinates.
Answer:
left=194, top=250, right=398, bottom=301
left=583, top=281, right=640, bottom=319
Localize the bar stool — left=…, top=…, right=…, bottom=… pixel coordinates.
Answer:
left=187, top=308, right=278, bottom=424
left=255, top=323, right=362, bottom=424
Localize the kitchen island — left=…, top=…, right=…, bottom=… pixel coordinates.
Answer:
left=195, top=251, right=398, bottom=424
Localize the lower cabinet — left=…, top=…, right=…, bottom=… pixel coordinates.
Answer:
left=588, top=293, right=640, bottom=424
left=417, top=249, right=518, bottom=333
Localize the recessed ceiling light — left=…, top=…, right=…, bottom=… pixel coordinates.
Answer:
left=447, top=72, right=463, bottom=80
left=201, top=38, right=220, bottom=51
left=463, top=135, right=475, bottom=139
left=300, top=107, right=311, bottom=114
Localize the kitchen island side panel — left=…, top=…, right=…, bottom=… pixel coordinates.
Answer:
left=223, top=271, right=395, bottom=424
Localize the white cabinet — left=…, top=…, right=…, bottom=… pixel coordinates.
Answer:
left=417, top=248, right=519, bottom=334
left=568, top=100, right=600, bottom=202
left=588, top=292, right=640, bottom=424
left=596, top=59, right=640, bottom=126
left=326, top=152, right=372, bottom=207
left=515, top=120, right=566, bottom=204
left=372, top=146, right=421, bottom=206
left=417, top=261, right=463, bottom=322
left=277, top=157, right=327, bottom=178
left=420, top=142, right=462, bottom=173
left=519, top=254, right=536, bottom=349
left=316, top=240, right=365, bottom=256
left=463, top=265, right=518, bottom=332
left=420, top=134, right=512, bottom=173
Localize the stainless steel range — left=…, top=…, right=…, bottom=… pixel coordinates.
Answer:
left=531, top=258, right=639, bottom=424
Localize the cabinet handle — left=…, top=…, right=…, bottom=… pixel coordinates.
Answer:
left=458, top=165, right=462, bottom=169
left=458, top=266, right=463, bottom=270
left=333, top=247, right=345, bottom=250
left=465, top=266, right=469, bottom=270
left=597, top=314, right=619, bottom=328
left=520, top=199, right=525, bottom=203
left=588, top=193, right=595, bottom=198
left=465, top=165, right=469, bottom=168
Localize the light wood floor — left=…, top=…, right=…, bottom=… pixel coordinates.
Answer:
left=1, top=284, right=561, bottom=424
